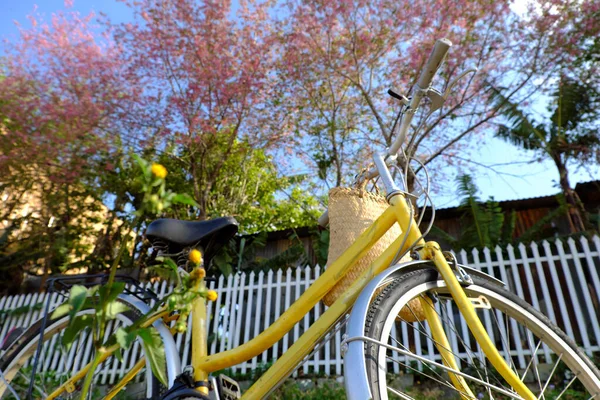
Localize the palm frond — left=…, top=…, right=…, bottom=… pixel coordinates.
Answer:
left=486, top=83, right=546, bottom=150
left=485, top=198, right=505, bottom=245
left=456, top=174, right=487, bottom=247
left=428, top=226, right=459, bottom=249
left=501, top=210, right=517, bottom=243
left=456, top=174, right=480, bottom=206
left=551, top=77, right=594, bottom=132
left=519, top=196, right=568, bottom=243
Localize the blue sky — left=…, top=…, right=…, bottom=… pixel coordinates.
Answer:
left=1, top=0, right=597, bottom=208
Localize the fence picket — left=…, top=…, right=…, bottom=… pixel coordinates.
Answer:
left=518, top=243, right=541, bottom=311
left=229, top=274, right=242, bottom=372
left=241, top=271, right=256, bottom=374
left=506, top=244, right=527, bottom=368
left=262, top=270, right=274, bottom=365
left=529, top=242, right=554, bottom=361
left=542, top=240, right=576, bottom=339
left=480, top=247, right=497, bottom=351
left=251, top=271, right=264, bottom=371
left=273, top=269, right=283, bottom=362
left=334, top=316, right=343, bottom=376
left=494, top=245, right=515, bottom=365
left=567, top=238, right=600, bottom=346
left=580, top=236, right=600, bottom=313
left=303, top=266, right=311, bottom=374
left=293, top=266, right=301, bottom=355
left=555, top=238, right=592, bottom=355
left=312, top=266, right=321, bottom=371
left=282, top=268, right=292, bottom=357
left=2, top=236, right=600, bottom=380
left=219, top=274, right=234, bottom=354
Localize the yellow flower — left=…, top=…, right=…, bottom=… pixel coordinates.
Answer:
left=174, top=321, right=187, bottom=334
left=189, top=249, right=203, bottom=265
left=190, top=267, right=206, bottom=281
left=151, top=163, right=167, bottom=179
left=206, top=290, right=218, bottom=302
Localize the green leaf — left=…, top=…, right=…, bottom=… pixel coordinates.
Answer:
left=62, top=314, right=93, bottom=351
left=116, top=327, right=136, bottom=350
left=99, top=282, right=126, bottom=306
left=115, top=348, right=124, bottom=362
left=157, top=256, right=178, bottom=271
left=132, top=153, right=149, bottom=178
left=147, top=266, right=177, bottom=281
left=171, top=194, right=199, bottom=207
left=137, top=327, right=167, bottom=386
left=213, top=253, right=232, bottom=276
left=87, top=285, right=100, bottom=297
left=68, top=285, right=89, bottom=317
left=105, top=301, right=130, bottom=319
left=428, top=226, right=459, bottom=249
left=51, top=303, right=71, bottom=319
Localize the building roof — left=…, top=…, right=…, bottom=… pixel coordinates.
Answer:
left=252, top=180, right=600, bottom=239
left=433, top=180, right=600, bottom=219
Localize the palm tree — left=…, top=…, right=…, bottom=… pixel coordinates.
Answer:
left=431, top=174, right=516, bottom=250
left=488, top=76, right=599, bottom=233
left=430, top=174, right=567, bottom=251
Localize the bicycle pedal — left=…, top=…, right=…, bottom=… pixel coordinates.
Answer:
left=215, top=374, right=241, bottom=400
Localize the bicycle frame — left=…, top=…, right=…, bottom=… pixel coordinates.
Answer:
left=43, top=192, right=535, bottom=400
left=193, top=193, right=535, bottom=400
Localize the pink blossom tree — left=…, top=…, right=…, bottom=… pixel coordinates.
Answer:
left=275, top=0, right=599, bottom=191
left=0, top=8, right=141, bottom=284
left=1, top=9, right=133, bottom=182
left=112, top=0, right=286, bottom=220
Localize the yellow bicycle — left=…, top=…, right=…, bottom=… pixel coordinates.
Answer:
left=1, top=39, right=599, bottom=400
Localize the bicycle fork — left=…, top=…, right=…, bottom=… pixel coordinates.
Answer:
left=384, top=190, right=535, bottom=400
left=418, top=240, right=536, bottom=400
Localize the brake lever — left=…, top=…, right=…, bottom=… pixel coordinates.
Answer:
left=404, top=67, right=478, bottom=113
left=441, top=67, right=478, bottom=102
left=387, top=88, right=410, bottom=105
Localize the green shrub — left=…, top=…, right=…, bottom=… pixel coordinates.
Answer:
left=270, top=380, right=346, bottom=400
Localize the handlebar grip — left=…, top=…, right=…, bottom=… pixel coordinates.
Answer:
left=416, top=38, right=452, bottom=89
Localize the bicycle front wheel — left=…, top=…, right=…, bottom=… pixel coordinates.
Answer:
left=364, top=268, right=600, bottom=400
left=0, top=297, right=165, bottom=399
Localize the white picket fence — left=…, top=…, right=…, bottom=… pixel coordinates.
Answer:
left=1, top=235, right=600, bottom=384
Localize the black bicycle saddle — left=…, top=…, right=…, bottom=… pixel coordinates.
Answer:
left=145, top=217, right=239, bottom=264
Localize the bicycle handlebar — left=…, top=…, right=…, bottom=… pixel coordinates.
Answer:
left=388, top=38, right=451, bottom=156
left=317, top=39, right=452, bottom=227
left=417, top=38, right=452, bottom=90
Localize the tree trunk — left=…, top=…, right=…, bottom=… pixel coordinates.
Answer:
left=189, top=154, right=207, bottom=220
left=555, top=157, right=587, bottom=233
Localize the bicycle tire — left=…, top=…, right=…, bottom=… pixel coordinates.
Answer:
left=364, top=268, right=600, bottom=400
left=0, top=297, right=164, bottom=399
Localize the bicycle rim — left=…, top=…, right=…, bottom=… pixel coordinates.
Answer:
left=365, top=270, right=600, bottom=400
left=0, top=303, right=160, bottom=399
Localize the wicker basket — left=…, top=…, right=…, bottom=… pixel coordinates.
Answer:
left=323, top=187, right=424, bottom=322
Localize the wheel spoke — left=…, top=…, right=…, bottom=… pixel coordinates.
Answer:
left=363, top=276, right=600, bottom=400
left=387, top=385, right=414, bottom=400
left=403, top=299, right=476, bottom=375
left=537, top=353, right=563, bottom=400
left=388, top=332, right=448, bottom=386
left=553, top=373, right=579, bottom=399
left=0, top=304, right=160, bottom=400
left=523, top=329, right=544, bottom=398
left=386, top=356, right=474, bottom=399
left=0, top=368, right=21, bottom=400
